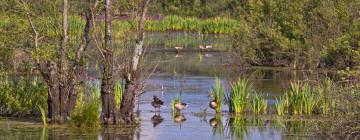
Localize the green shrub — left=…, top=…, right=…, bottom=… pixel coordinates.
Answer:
left=0, top=73, right=47, bottom=116
left=70, top=84, right=100, bottom=128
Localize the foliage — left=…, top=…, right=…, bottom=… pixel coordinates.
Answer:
left=114, top=81, right=123, bottom=110
left=70, top=84, right=101, bottom=128
left=210, top=77, right=225, bottom=113
left=0, top=73, right=47, bottom=116
left=226, top=79, right=250, bottom=113
left=232, top=0, right=360, bottom=69
left=251, top=93, right=267, bottom=114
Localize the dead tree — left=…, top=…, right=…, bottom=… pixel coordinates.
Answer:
left=99, top=0, right=118, bottom=125
left=19, top=0, right=94, bottom=123
left=119, top=0, right=151, bottom=124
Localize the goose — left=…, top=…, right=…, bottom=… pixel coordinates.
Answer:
left=151, top=96, right=164, bottom=112
left=174, top=102, right=188, bottom=111
left=209, top=99, right=218, bottom=111
left=174, top=46, right=183, bottom=53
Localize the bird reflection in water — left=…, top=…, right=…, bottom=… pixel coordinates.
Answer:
left=173, top=114, right=187, bottom=124
left=151, top=112, right=164, bottom=128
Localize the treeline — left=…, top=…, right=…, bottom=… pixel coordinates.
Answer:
left=231, top=0, right=360, bottom=69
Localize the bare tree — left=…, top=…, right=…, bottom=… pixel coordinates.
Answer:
left=100, top=0, right=118, bottom=125
left=119, top=0, right=151, bottom=124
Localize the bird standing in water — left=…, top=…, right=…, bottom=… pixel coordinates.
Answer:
left=152, top=96, right=164, bottom=112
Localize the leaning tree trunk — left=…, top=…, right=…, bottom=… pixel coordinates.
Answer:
left=119, top=0, right=151, bottom=124
left=100, top=0, right=117, bottom=125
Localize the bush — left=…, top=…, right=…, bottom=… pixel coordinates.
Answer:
left=0, top=72, right=47, bottom=116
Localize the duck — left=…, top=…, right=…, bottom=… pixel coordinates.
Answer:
left=199, top=45, right=212, bottom=52
left=199, top=45, right=206, bottom=52
left=151, top=96, right=164, bottom=112
left=174, top=102, right=188, bottom=111
left=205, top=45, right=212, bottom=50
left=209, top=99, right=218, bottom=111
left=174, top=46, right=183, bottom=53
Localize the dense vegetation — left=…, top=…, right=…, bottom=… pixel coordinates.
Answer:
left=232, top=0, right=360, bottom=69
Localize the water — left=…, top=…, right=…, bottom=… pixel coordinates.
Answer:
left=0, top=32, right=321, bottom=140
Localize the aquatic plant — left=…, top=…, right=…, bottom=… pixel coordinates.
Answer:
left=275, top=97, right=288, bottom=116
left=171, top=96, right=181, bottom=113
left=211, top=115, right=224, bottom=138
left=251, top=93, right=267, bottom=114
left=38, top=105, right=46, bottom=127
left=71, top=84, right=100, bottom=128
left=0, top=73, right=47, bottom=116
left=226, top=79, right=250, bottom=113
left=114, top=81, right=123, bottom=110
left=227, top=117, right=248, bottom=139
left=210, top=77, right=225, bottom=113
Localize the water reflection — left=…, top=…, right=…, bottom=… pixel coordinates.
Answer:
left=151, top=113, right=164, bottom=128
left=173, top=114, right=186, bottom=124
left=210, top=115, right=224, bottom=139
left=226, top=117, right=249, bottom=139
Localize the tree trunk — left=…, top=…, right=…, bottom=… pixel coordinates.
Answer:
left=100, top=0, right=117, bottom=125
left=119, top=0, right=151, bottom=124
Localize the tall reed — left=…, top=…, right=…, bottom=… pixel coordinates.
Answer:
left=114, top=81, right=123, bottom=110
left=226, top=79, right=250, bottom=113
left=251, top=93, right=267, bottom=114
left=211, top=77, right=225, bottom=113
left=38, top=105, right=46, bottom=127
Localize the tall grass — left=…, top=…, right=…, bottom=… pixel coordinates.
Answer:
left=211, top=77, right=225, bottom=113
left=274, top=81, right=335, bottom=116
left=251, top=93, right=267, bottom=114
left=70, top=84, right=101, bottom=128
left=226, top=79, right=250, bottom=114
left=38, top=105, right=46, bottom=127
left=114, top=81, right=123, bottom=110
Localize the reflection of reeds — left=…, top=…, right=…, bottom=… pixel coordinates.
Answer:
left=38, top=105, right=46, bottom=127
left=226, top=117, right=248, bottom=139
left=211, top=78, right=225, bottom=113
left=226, top=79, right=250, bottom=113
left=211, top=115, right=224, bottom=138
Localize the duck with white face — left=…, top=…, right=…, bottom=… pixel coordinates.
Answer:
left=209, top=99, right=218, bottom=111
left=151, top=96, right=164, bottom=112
left=174, top=102, right=188, bottom=111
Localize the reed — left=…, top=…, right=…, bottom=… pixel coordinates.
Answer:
left=251, top=93, right=267, bottom=114
left=114, top=81, right=123, bottom=110
left=275, top=97, right=288, bottom=116
left=226, top=79, right=250, bottom=113
left=211, top=77, right=225, bottom=113
left=38, top=105, right=46, bottom=127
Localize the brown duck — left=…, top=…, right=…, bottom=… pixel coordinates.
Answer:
left=151, top=96, right=164, bottom=112
left=174, top=102, right=188, bottom=111
left=209, top=99, right=218, bottom=111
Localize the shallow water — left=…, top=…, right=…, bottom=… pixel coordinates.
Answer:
left=0, top=32, right=321, bottom=140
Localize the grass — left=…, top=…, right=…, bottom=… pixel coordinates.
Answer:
left=114, top=81, right=123, bottom=110
left=251, top=93, right=267, bottom=114
left=210, top=77, right=225, bottom=113
left=275, top=96, right=288, bottom=116
left=70, top=83, right=101, bottom=128
left=38, top=105, right=46, bottom=127
left=226, top=79, right=251, bottom=114
left=171, top=96, right=181, bottom=113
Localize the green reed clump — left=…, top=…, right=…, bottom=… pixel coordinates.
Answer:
left=275, top=96, right=288, bottom=116
left=0, top=73, right=47, bottom=116
left=114, top=81, right=123, bottom=110
left=316, top=78, right=335, bottom=115
left=275, top=81, right=330, bottom=116
left=71, top=84, right=100, bottom=128
left=38, top=105, right=46, bottom=127
left=226, top=79, right=250, bottom=114
left=211, top=77, right=225, bottom=113
left=251, top=93, right=267, bottom=114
